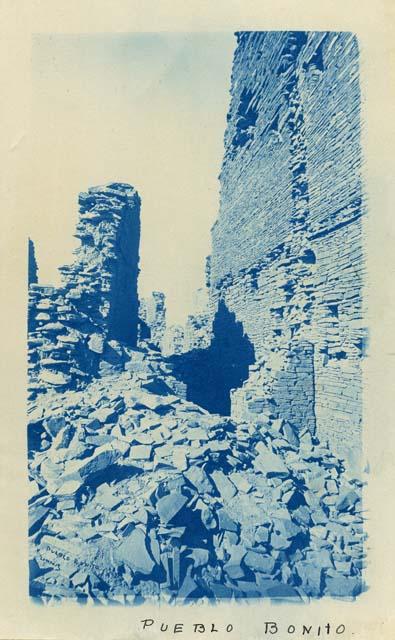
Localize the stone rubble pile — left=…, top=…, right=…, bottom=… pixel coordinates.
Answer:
left=29, top=363, right=366, bottom=604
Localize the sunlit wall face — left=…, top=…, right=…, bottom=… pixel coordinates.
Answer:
left=29, top=32, right=235, bottom=324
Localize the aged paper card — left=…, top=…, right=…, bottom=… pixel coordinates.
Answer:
left=0, top=1, right=394, bottom=639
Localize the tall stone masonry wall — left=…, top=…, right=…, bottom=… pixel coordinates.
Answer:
left=28, top=183, right=141, bottom=396
left=210, top=32, right=366, bottom=461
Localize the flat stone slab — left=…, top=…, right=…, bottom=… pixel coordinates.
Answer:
left=253, top=445, right=289, bottom=478
left=184, top=465, right=214, bottom=494
left=156, top=492, right=188, bottom=525
left=129, top=444, right=152, bottom=460
left=210, top=470, right=237, bottom=500
left=114, top=528, right=155, bottom=575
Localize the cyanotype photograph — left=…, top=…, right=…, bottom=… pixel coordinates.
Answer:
left=26, top=30, right=368, bottom=606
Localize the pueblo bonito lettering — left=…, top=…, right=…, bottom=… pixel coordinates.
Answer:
left=263, top=622, right=346, bottom=635
left=141, top=619, right=234, bottom=633
left=140, top=620, right=346, bottom=635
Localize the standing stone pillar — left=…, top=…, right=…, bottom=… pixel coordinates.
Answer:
left=28, top=238, right=38, bottom=285
left=27, top=183, right=141, bottom=396
left=59, top=182, right=141, bottom=347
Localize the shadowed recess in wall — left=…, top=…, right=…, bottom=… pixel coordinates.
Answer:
left=170, top=300, right=255, bottom=415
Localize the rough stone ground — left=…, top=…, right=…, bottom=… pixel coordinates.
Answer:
left=28, top=347, right=366, bottom=604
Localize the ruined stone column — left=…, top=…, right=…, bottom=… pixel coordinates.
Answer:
left=28, top=238, right=38, bottom=285
left=59, top=182, right=141, bottom=347
left=28, top=182, right=141, bottom=394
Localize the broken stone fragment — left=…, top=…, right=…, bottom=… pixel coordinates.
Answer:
left=111, top=439, right=130, bottom=456
left=333, top=558, right=353, bottom=573
left=292, top=505, right=311, bottom=525
left=89, top=407, right=118, bottom=424
left=282, top=421, right=300, bottom=448
left=270, top=533, right=292, bottom=550
left=199, top=504, right=217, bottom=530
left=83, top=418, right=102, bottom=431
left=57, top=334, right=80, bottom=344
left=231, top=473, right=252, bottom=493
left=156, top=493, right=188, bottom=525
left=64, top=443, right=123, bottom=479
left=209, top=440, right=230, bottom=452
left=322, top=494, right=338, bottom=507
left=85, top=434, right=112, bottom=447
left=54, top=479, right=82, bottom=497
left=177, top=566, right=199, bottom=599
left=272, top=517, right=301, bottom=540
left=29, top=504, right=50, bottom=536
left=135, top=392, right=178, bottom=412
left=96, top=487, right=122, bottom=511
left=325, top=479, right=338, bottom=494
left=39, top=369, right=71, bottom=387
left=129, top=444, right=152, bottom=461
left=49, top=436, right=91, bottom=464
left=324, top=572, right=362, bottom=598
left=253, top=444, right=289, bottom=478
left=336, top=489, right=359, bottom=513
left=114, top=528, right=156, bottom=575
left=40, top=322, right=65, bottom=333
left=294, top=560, right=323, bottom=597
left=172, top=449, right=188, bottom=471
left=87, top=333, right=105, bottom=354
left=148, top=528, right=160, bottom=564
left=153, top=442, right=173, bottom=460
left=183, top=465, right=214, bottom=494
left=223, top=544, right=246, bottom=580
left=51, top=424, right=76, bottom=450
left=244, top=551, right=275, bottom=574
left=254, top=525, right=270, bottom=545
left=187, top=428, right=209, bottom=441
left=39, top=457, right=62, bottom=490
left=309, top=524, right=328, bottom=540
left=44, top=415, right=67, bottom=438
left=260, top=581, right=301, bottom=600
left=210, top=470, right=237, bottom=500
left=217, top=508, right=239, bottom=533
left=306, top=548, right=333, bottom=569
left=70, top=570, right=90, bottom=587
left=188, top=548, right=209, bottom=567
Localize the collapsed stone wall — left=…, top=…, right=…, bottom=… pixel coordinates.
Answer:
left=138, top=291, right=167, bottom=349
left=181, top=287, right=211, bottom=353
left=28, top=183, right=141, bottom=395
left=162, top=324, right=185, bottom=356
left=210, top=32, right=366, bottom=461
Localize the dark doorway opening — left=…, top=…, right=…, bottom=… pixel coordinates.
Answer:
left=170, top=300, right=255, bottom=415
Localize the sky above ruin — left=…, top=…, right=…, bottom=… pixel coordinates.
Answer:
left=28, top=32, right=235, bottom=325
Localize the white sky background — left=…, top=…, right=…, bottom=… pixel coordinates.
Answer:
left=29, top=33, right=235, bottom=324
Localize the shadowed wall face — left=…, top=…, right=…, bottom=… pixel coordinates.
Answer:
left=28, top=238, right=39, bottom=285
left=107, top=195, right=141, bottom=346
